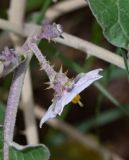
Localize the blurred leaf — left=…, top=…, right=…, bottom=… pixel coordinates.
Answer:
left=36, top=0, right=52, bottom=24
left=77, top=105, right=129, bottom=132
left=51, top=140, right=103, bottom=160
left=120, top=48, right=129, bottom=81
left=90, top=20, right=103, bottom=44
left=95, top=82, right=129, bottom=115
left=0, top=128, right=50, bottom=160
left=29, top=0, right=52, bottom=23
left=88, top=0, right=129, bottom=49
left=26, top=0, right=44, bottom=11
left=0, top=102, right=5, bottom=125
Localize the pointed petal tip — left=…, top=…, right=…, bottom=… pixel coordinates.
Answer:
left=98, top=68, right=103, bottom=72
left=95, top=68, right=103, bottom=80
left=39, top=105, right=57, bottom=128
left=95, top=68, right=103, bottom=72
left=96, top=68, right=103, bottom=77
left=39, top=119, right=45, bottom=128
left=91, top=68, right=103, bottom=76
left=39, top=123, right=43, bottom=128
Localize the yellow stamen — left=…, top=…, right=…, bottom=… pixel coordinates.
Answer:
left=77, top=100, right=84, bottom=107
left=72, top=94, right=84, bottom=107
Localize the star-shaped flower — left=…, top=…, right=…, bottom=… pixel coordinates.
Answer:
left=40, top=68, right=103, bottom=128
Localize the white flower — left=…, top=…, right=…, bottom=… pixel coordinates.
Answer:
left=40, top=68, right=103, bottom=128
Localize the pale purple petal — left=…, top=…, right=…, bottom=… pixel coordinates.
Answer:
left=64, top=68, right=103, bottom=105
left=40, top=96, right=65, bottom=127
left=40, top=104, right=56, bottom=128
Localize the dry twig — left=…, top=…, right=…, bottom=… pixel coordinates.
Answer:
left=46, top=0, right=87, bottom=20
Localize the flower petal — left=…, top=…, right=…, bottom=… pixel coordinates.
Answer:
left=64, top=68, right=103, bottom=105
left=39, top=104, right=56, bottom=128
left=40, top=96, right=65, bottom=127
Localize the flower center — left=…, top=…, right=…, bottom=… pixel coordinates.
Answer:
left=72, top=94, right=84, bottom=107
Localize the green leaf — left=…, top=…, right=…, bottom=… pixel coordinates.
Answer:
left=77, top=105, right=129, bottom=132
left=120, top=48, right=129, bottom=81
left=88, top=0, right=129, bottom=49
left=9, top=143, right=50, bottom=160
left=26, top=0, right=44, bottom=11
left=0, top=127, right=50, bottom=160
left=0, top=102, right=5, bottom=125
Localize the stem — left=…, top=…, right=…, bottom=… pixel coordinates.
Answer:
left=46, top=0, right=87, bottom=20
left=0, top=20, right=129, bottom=75
left=28, top=41, right=56, bottom=81
left=9, top=0, right=26, bottom=46
left=3, top=53, right=32, bottom=160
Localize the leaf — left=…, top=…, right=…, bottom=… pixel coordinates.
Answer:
left=88, top=0, right=129, bottom=49
left=0, top=102, right=5, bottom=125
left=26, top=0, right=44, bottom=11
left=77, top=105, right=129, bottom=132
left=9, top=143, right=50, bottom=160
left=0, top=127, right=50, bottom=160
left=120, top=49, right=129, bottom=81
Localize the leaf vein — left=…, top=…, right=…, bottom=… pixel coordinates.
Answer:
left=116, top=0, right=129, bottom=40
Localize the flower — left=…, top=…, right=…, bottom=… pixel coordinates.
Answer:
left=0, top=47, right=20, bottom=77
left=38, top=19, right=64, bottom=41
left=40, top=68, right=103, bottom=128
left=0, top=47, right=18, bottom=68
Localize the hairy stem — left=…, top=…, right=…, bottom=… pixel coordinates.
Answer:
left=28, top=41, right=56, bottom=81
left=3, top=53, right=32, bottom=160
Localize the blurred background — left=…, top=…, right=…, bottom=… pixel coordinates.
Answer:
left=1, top=0, right=129, bottom=160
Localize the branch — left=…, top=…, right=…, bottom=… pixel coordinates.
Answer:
left=3, top=0, right=27, bottom=159
left=0, top=19, right=128, bottom=77
left=46, top=0, right=87, bottom=20
left=3, top=53, right=32, bottom=160
left=8, top=0, right=26, bottom=46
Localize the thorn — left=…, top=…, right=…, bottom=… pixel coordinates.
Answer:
left=40, top=67, right=43, bottom=71
left=0, top=125, right=3, bottom=128
left=44, top=55, right=47, bottom=60
left=53, top=39, right=56, bottom=43
left=48, top=38, right=51, bottom=43
left=44, top=81, right=50, bottom=85
left=51, top=64, right=55, bottom=69
left=59, top=65, right=63, bottom=73
left=45, top=85, right=53, bottom=90
left=87, top=54, right=91, bottom=59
